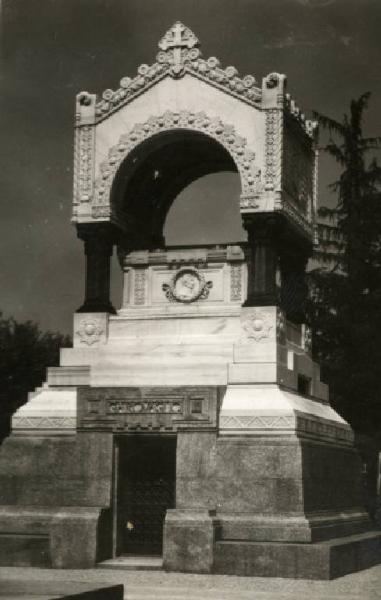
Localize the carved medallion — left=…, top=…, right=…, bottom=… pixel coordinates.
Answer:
left=76, top=319, right=104, bottom=345
left=162, top=268, right=212, bottom=303
left=241, top=310, right=273, bottom=341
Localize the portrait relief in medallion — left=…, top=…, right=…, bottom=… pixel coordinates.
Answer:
left=162, top=268, right=212, bottom=303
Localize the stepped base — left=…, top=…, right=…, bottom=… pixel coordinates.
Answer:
left=214, top=531, right=381, bottom=579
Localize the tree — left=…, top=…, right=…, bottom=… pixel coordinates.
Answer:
left=0, top=313, right=71, bottom=442
left=307, top=93, right=381, bottom=435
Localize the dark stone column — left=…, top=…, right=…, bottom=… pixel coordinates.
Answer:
left=280, top=248, right=309, bottom=324
left=244, top=217, right=280, bottom=307
left=77, top=224, right=116, bottom=314
left=243, top=215, right=312, bottom=322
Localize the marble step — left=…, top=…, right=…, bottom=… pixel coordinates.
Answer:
left=62, top=344, right=234, bottom=366
left=97, top=556, right=162, bottom=571
left=90, top=362, right=228, bottom=386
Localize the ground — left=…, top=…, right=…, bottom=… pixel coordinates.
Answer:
left=1, top=565, right=381, bottom=600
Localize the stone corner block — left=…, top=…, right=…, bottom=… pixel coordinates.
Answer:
left=50, top=508, right=104, bottom=569
left=163, top=509, right=219, bottom=574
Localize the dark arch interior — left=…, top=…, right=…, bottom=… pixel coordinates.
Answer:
left=111, top=129, right=239, bottom=249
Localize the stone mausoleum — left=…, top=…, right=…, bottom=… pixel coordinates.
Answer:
left=0, top=23, right=380, bottom=578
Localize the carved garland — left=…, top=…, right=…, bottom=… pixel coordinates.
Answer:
left=92, top=110, right=261, bottom=219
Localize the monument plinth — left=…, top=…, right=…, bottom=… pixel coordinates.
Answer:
left=0, top=22, right=380, bottom=578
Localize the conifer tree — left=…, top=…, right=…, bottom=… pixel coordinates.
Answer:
left=308, top=93, right=381, bottom=434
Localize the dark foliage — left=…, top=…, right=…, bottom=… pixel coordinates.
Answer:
left=0, top=313, right=71, bottom=441
left=307, top=93, right=381, bottom=435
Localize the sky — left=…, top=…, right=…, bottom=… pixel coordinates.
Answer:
left=1, top=0, right=381, bottom=335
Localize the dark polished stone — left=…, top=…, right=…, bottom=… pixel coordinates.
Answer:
left=213, top=532, right=381, bottom=579
left=163, top=509, right=218, bottom=574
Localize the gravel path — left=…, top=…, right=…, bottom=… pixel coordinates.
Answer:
left=0, top=565, right=381, bottom=599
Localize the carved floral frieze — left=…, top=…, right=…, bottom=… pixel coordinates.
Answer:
left=134, top=269, right=146, bottom=305
left=73, top=125, right=95, bottom=211
left=264, top=109, right=282, bottom=198
left=230, top=264, right=242, bottom=302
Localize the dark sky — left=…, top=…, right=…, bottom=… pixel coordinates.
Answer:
left=1, top=0, right=381, bottom=335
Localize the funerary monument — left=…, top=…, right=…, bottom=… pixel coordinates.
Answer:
left=0, top=23, right=380, bottom=578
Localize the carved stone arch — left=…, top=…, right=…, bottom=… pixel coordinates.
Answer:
left=91, top=110, right=262, bottom=230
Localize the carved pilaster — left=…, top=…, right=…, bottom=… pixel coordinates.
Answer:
left=77, top=224, right=117, bottom=314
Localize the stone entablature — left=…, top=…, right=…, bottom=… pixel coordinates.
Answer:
left=119, top=244, right=247, bottom=311
left=77, top=386, right=220, bottom=432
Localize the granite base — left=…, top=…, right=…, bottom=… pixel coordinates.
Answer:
left=213, top=531, right=381, bottom=579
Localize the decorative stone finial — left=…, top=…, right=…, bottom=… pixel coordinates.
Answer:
left=158, top=21, right=199, bottom=52
left=157, top=21, right=200, bottom=76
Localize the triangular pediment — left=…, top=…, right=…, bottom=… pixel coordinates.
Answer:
left=93, top=22, right=262, bottom=123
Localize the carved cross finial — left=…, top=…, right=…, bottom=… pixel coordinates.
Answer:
left=158, top=22, right=199, bottom=75
left=158, top=21, right=199, bottom=52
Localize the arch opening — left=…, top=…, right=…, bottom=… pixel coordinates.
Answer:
left=164, top=172, right=245, bottom=245
left=110, top=129, right=243, bottom=249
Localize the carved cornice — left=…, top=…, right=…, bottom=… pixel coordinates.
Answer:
left=282, top=198, right=314, bottom=238
left=284, top=93, right=318, bottom=140
left=92, top=110, right=261, bottom=219
left=93, top=22, right=262, bottom=124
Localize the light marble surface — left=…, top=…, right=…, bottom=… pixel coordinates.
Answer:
left=12, top=386, right=77, bottom=433
left=219, top=383, right=352, bottom=444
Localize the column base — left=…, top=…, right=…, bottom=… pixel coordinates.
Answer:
left=76, top=302, right=116, bottom=314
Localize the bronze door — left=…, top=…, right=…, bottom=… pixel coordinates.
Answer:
left=117, top=436, right=176, bottom=555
